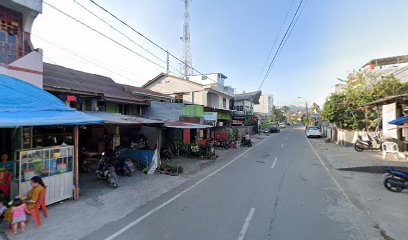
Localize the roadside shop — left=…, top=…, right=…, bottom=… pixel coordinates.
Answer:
left=77, top=112, right=164, bottom=185
left=0, top=75, right=102, bottom=205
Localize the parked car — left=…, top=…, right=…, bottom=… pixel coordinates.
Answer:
left=270, top=124, right=280, bottom=133
left=279, top=122, right=286, bottom=128
left=306, top=126, right=321, bottom=138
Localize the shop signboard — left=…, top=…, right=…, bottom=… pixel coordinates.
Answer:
left=204, top=112, right=218, bottom=122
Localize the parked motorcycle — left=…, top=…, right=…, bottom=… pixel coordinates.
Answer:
left=215, top=140, right=230, bottom=149
left=261, top=130, right=270, bottom=136
left=354, top=134, right=383, bottom=152
left=383, top=167, right=408, bottom=193
left=161, top=146, right=173, bottom=160
left=241, top=136, right=253, bottom=147
left=96, top=152, right=119, bottom=188
left=110, top=147, right=135, bottom=177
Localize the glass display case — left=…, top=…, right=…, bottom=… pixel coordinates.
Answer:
left=13, top=145, right=75, bottom=205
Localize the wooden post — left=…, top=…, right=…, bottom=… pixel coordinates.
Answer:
left=365, top=107, right=368, bottom=130
left=73, top=126, right=80, bottom=200
left=157, top=127, right=161, bottom=168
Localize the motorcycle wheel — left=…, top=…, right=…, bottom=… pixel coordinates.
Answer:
left=126, top=168, right=133, bottom=177
left=354, top=143, right=364, bottom=152
left=383, top=177, right=403, bottom=193
left=110, top=177, right=118, bottom=188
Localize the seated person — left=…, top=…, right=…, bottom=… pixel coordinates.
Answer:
left=4, top=176, right=45, bottom=222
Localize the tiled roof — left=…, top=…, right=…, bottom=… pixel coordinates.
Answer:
left=121, top=84, right=171, bottom=98
left=363, top=54, right=408, bottom=68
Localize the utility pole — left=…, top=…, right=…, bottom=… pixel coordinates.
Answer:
left=181, top=0, right=192, bottom=78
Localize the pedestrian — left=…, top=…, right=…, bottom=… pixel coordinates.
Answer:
left=0, top=200, right=7, bottom=223
left=10, top=198, right=27, bottom=235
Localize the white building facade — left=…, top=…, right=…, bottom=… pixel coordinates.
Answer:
left=254, top=94, right=273, bottom=115
left=143, top=73, right=235, bottom=110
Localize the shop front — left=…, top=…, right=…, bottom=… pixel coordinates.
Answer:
left=0, top=75, right=103, bottom=204
left=78, top=112, right=164, bottom=189
left=163, top=122, right=213, bottom=157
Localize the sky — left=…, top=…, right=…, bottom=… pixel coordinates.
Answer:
left=32, top=0, right=408, bottom=107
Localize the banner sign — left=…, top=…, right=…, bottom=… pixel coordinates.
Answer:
left=204, top=112, right=218, bottom=122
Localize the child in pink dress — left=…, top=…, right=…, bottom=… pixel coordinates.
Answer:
left=10, top=198, right=27, bottom=235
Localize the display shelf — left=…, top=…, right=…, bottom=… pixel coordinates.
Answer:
left=13, top=145, right=75, bottom=205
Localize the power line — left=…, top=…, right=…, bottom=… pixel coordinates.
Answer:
left=43, top=1, right=170, bottom=73
left=71, top=0, right=182, bottom=76
left=34, top=34, right=146, bottom=86
left=276, top=0, right=307, bottom=60
left=258, top=0, right=305, bottom=90
left=87, top=0, right=209, bottom=77
left=256, top=0, right=296, bottom=83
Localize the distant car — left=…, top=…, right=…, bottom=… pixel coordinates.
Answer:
left=306, top=126, right=321, bottom=138
left=270, top=124, right=280, bottom=133
left=279, top=122, right=286, bottom=128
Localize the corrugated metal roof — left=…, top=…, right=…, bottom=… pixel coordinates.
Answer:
left=165, top=121, right=213, bottom=129
left=234, top=91, right=262, bottom=104
left=43, top=63, right=145, bottom=104
left=84, top=111, right=164, bottom=125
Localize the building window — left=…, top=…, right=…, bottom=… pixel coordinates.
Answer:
left=0, top=6, right=23, bottom=64
left=223, top=98, right=227, bottom=109
left=175, top=94, right=183, bottom=103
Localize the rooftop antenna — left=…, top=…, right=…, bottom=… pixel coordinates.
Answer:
left=181, top=0, right=192, bottom=78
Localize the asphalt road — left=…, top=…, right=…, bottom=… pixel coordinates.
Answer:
left=83, top=127, right=376, bottom=240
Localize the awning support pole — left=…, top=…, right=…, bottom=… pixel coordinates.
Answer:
left=74, top=126, right=80, bottom=200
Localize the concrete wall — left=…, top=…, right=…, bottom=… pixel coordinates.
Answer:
left=146, top=75, right=233, bottom=110
left=254, top=94, right=273, bottom=114
left=146, top=101, right=184, bottom=122
left=234, top=100, right=253, bottom=114
left=188, top=73, right=221, bottom=85
left=382, top=103, right=398, bottom=139
left=0, top=51, right=43, bottom=88
left=146, top=76, right=204, bottom=105
left=139, top=126, right=159, bottom=149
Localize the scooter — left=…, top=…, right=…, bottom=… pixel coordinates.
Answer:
left=354, top=135, right=383, bottom=152
left=383, top=167, right=408, bottom=193
left=261, top=130, right=270, bottom=136
left=96, top=152, right=119, bottom=188
left=215, top=139, right=230, bottom=149
left=161, top=146, right=173, bottom=160
left=110, top=147, right=135, bottom=177
left=241, top=136, right=253, bottom=147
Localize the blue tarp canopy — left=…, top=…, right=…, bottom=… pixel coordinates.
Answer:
left=0, top=74, right=103, bottom=127
left=389, top=116, right=408, bottom=126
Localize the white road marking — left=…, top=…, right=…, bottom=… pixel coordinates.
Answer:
left=271, top=157, right=278, bottom=168
left=305, top=137, right=352, bottom=203
left=280, top=143, right=284, bottom=148
left=237, top=208, right=256, bottom=240
left=103, top=137, right=269, bottom=240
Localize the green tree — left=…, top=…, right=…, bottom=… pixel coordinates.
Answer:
left=321, top=70, right=408, bottom=130
left=271, top=106, right=287, bottom=123
left=311, top=103, right=320, bottom=113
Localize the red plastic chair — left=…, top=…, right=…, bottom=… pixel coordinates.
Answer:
left=27, top=188, right=48, bottom=227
